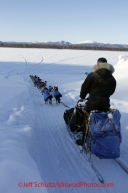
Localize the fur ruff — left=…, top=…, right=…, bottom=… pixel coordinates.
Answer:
left=92, top=62, right=115, bottom=74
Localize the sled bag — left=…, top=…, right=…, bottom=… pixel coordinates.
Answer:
left=63, top=107, right=85, bottom=132
left=90, top=109, right=122, bottom=159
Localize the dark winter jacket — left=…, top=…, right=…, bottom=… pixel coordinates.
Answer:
left=80, top=62, right=116, bottom=112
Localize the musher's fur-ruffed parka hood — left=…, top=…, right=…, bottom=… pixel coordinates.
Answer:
left=80, top=60, right=116, bottom=112
left=92, top=62, right=115, bottom=74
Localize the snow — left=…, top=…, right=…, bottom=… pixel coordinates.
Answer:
left=78, top=40, right=99, bottom=44
left=75, top=40, right=128, bottom=48
left=0, top=48, right=128, bottom=193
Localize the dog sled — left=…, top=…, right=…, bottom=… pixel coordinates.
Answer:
left=63, top=99, right=122, bottom=159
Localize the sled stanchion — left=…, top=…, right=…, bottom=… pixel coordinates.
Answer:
left=80, top=109, right=90, bottom=153
left=81, top=121, right=90, bottom=153
left=68, top=112, right=75, bottom=128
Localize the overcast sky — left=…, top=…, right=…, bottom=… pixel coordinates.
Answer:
left=0, top=0, right=128, bottom=44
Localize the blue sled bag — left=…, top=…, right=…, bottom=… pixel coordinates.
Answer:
left=90, top=109, right=122, bottom=159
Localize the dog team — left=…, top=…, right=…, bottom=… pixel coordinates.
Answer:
left=30, top=75, right=62, bottom=104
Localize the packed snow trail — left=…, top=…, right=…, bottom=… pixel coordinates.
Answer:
left=28, top=79, right=99, bottom=193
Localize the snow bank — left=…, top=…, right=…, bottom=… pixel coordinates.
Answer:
left=114, top=55, right=128, bottom=80
left=111, top=55, right=128, bottom=102
left=0, top=64, right=47, bottom=192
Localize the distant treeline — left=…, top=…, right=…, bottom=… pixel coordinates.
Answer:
left=0, top=42, right=128, bottom=51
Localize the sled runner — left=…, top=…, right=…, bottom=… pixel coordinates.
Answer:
left=63, top=99, right=122, bottom=159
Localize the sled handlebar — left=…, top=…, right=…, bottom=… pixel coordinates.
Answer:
left=76, top=98, right=88, bottom=107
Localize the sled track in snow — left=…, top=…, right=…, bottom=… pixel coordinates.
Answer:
left=28, top=80, right=101, bottom=193
left=28, top=55, right=44, bottom=72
